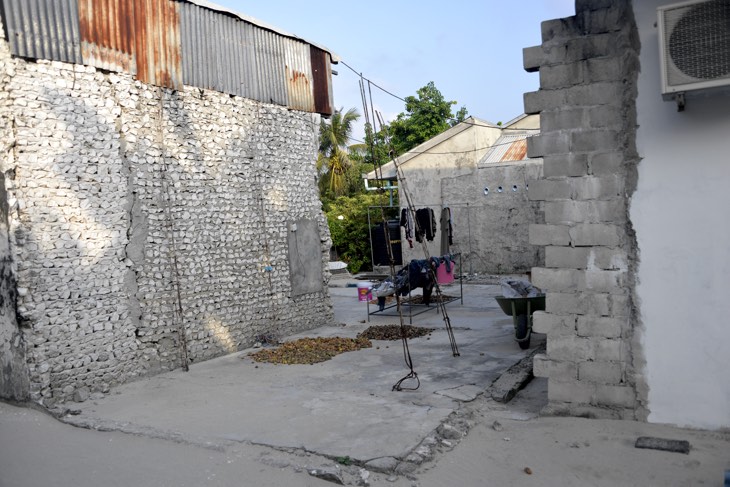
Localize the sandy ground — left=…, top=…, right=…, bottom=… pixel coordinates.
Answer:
left=2, top=377, right=728, bottom=487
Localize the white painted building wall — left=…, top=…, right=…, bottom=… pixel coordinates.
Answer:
left=631, top=1, right=730, bottom=429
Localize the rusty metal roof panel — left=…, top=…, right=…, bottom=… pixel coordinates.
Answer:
left=481, top=131, right=539, bottom=164
left=500, top=139, right=528, bottom=162
left=310, top=45, right=333, bottom=116
left=1, top=0, right=334, bottom=112
left=132, top=0, right=182, bottom=90
left=0, top=0, right=82, bottom=64
left=78, top=0, right=135, bottom=74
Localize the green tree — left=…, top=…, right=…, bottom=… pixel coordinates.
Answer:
left=317, top=107, right=360, bottom=199
left=379, top=81, right=468, bottom=156
left=324, top=192, right=390, bottom=274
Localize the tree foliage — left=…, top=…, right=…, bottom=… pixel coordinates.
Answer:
left=381, top=81, right=468, bottom=156
left=324, top=192, right=390, bottom=274
left=317, top=107, right=360, bottom=198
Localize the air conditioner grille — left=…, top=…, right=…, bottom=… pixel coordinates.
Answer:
left=665, top=0, right=730, bottom=83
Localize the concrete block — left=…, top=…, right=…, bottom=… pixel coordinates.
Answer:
left=543, top=153, right=589, bottom=178
left=529, top=224, right=571, bottom=246
left=545, top=246, right=590, bottom=269
left=569, top=223, right=622, bottom=247
left=570, top=175, right=624, bottom=200
left=576, top=3, right=633, bottom=35
left=548, top=292, right=610, bottom=316
left=564, top=33, right=619, bottom=62
left=547, top=378, right=594, bottom=404
left=578, top=361, right=623, bottom=384
left=571, top=130, right=619, bottom=153
left=575, top=0, right=616, bottom=13
left=534, top=354, right=578, bottom=380
left=532, top=311, right=577, bottom=335
left=541, top=17, right=580, bottom=43
left=527, top=179, right=572, bottom=201
left=539, top=62, right=585, bottom=90
left=592, top=337, right=628, bottom=361
left=594, top=384, right=636, bottom=408
left=577, top=315, right=626, bottom=338
left=562, top=82, right=624, bottom=107
left=527, top=132, right=571, bottom=158
left=580, top=269, right=628, bottom=294
left=532, top=268, right=579, bottom=292
left=523, top=46, right=545, bottom=73
left=608, top=294, right=632, bottom=318
left=586, top=105, right=623, bottom=129
left=588, top=151, right=624, bottom=176
left=547, top=335, right=594, bottom=361
left=523, top=89, right=564, bottom=115
left=545, top=199, right=626, bottom=225
left=540, top=108, right=585, bottom=132
left=589, top=247, right=628, bottom=271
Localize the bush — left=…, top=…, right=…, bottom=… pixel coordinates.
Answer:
left=324, top=193, right=391, bottom=274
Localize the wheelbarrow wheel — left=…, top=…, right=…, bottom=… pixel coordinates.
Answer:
left=516, top=314, right=531, bottom=349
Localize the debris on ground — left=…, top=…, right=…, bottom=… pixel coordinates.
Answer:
left=357, top=324, right=434, bottom=341
left=250, top=337, right=372, bottom=364
left=635, top=436, right=691, bottom=454
left=407, top=294, right=456, bottom=305
left=308, top=467, right=344, bottom=485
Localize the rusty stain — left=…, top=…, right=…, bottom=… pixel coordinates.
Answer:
left=310, top=45, right=333, bottom=116
left=501, top=139, right=528, bottom=162
left=78, top=0, right=180, bottom=89
left=79, top=0, right=135, bottom=73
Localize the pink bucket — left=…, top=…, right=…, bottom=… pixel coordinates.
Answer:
left=357, top=282, right=372, bottom=301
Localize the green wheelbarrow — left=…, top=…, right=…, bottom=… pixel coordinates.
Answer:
left=494, top=295, right=546, bottom=349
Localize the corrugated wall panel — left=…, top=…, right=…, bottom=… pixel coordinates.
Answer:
left=181, top=3, right=254, bottom=98
left=310, top=46, right=333, bottom=116
left=133, top=0, right=181, bottom=90
left=284, top=39, right=314, bottom=113
left=0, top=0, right=334, bottom=113
left=0, top=0, right=81, bottom=64
left=255, top=28, right=288, bottom=107
left=78, top=0, right=135, bottom=74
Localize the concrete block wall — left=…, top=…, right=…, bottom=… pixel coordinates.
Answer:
left=523, top=0, right=645, bottom=419
left=0, top=23, right=334, bottom=406
left=442, top=161, right=544, bottom=274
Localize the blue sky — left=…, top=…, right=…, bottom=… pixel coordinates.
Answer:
left=211, top=1, right=576, bottom=141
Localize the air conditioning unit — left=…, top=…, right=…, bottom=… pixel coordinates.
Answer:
left=658, top=0, right=730, bottom=109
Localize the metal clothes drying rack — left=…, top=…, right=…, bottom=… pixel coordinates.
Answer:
left=366, top=253, right=463, bottom=324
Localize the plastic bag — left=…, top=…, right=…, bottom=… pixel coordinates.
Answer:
left=500, top=278, right=542, bottom=298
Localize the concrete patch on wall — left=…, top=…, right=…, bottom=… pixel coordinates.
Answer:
left=288, top=218, right=324, bottom=297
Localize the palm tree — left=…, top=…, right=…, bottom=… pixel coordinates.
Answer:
left=318, top=107, right=360, bottom=196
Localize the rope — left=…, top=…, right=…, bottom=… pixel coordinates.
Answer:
left=360, top=77, right=420, bottom=391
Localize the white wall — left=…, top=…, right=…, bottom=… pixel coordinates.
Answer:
left=632, top=1, right=730, bottom=429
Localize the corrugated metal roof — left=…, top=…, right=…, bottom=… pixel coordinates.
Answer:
left=481, top=131, right=539, bottom=164
left=78, top=0, right=135, bottom=74
left=1, top=0, right=82, bottom=64
left=0, top=0, right=334, bottom=114
left=132, top=0, right=182, bottom=90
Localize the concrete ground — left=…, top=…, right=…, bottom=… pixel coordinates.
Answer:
left=1, top=280, right=728, bottom=486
